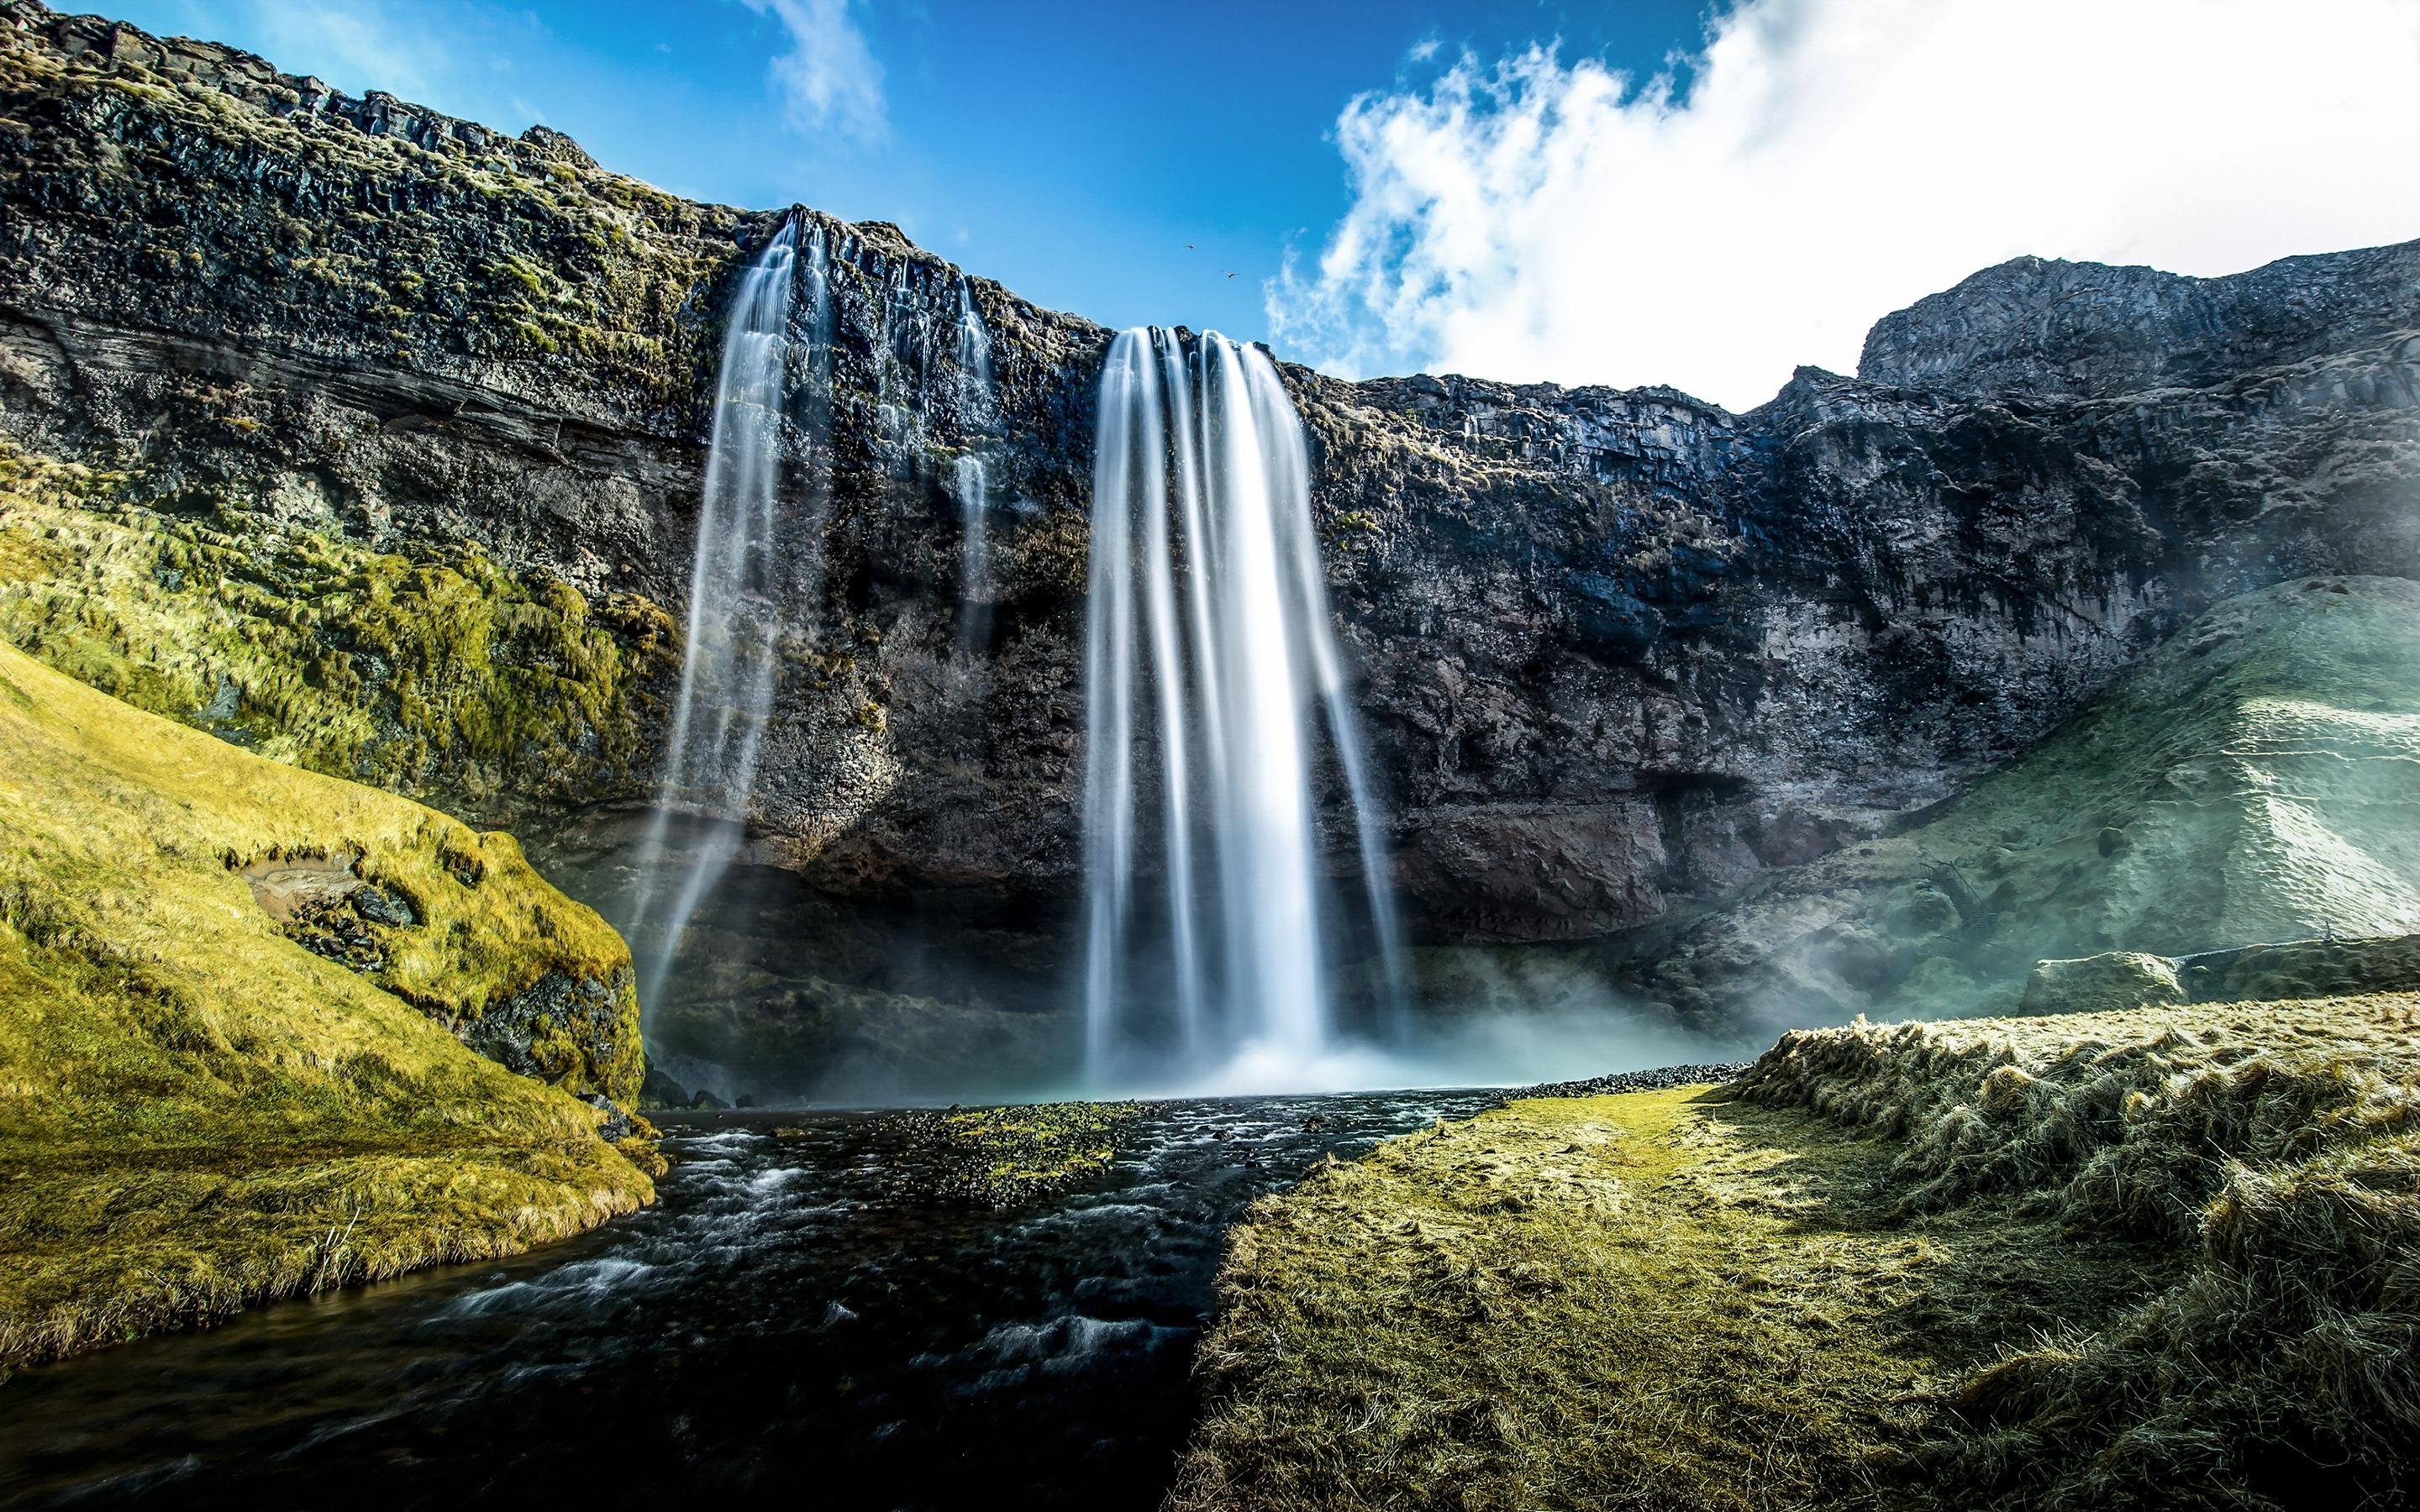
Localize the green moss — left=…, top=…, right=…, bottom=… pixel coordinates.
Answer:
left=0, top=444, right=676, bottom=818
left=887, top=1101, right=1146, bottom=1206
left=0, top=639, right=655, bottom=1368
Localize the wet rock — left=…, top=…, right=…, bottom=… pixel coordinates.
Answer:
left=585, top=1092, right=634, bottom=1142
left=2021, top=953, right=2188, bottom=1017
left=283, top=894, right=387, bottom=974
left=1516, top=1062, right=1755, bottom=1100
left=638, top=1063, right=692, bottom=1112
left=458, top=969, right=637, bottom=1103
left=240, top=853, right=357, bottom=918
left=2033, top=933, right=2420, bottom=1012
left=351, top=885, right=416, bottom=927
left=2195, top=934, right=2420, bottom=1002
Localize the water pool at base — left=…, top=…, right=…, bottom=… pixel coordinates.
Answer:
left=0, top=1090, right=1492, bottom=1509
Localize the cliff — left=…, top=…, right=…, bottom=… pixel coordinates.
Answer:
left=1861, top=240, right=2420, bottom=400
left=0, top=3, right=2414, bottom=1090
left=1594, top=574, right=2420, bottom=1037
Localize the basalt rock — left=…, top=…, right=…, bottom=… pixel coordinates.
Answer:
left=0, top=3, right=2414, bottom=1077
left=460, top=967, right=639, bottom=1100
left=1861, top=241, right=2420, bottom=401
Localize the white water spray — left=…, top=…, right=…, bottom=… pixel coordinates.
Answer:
left=629, top=221, right=803, bottom=1014
left=1081, top=328, right=1407, bottom=1084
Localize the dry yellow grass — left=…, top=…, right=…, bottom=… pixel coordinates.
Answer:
left=0, top=638, right=654, bottom=1368
left=1178, top=995, right=2420, bottom=1509
left=1747, top=997, right=2420, bottom=1507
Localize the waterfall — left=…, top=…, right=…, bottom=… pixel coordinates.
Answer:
left=953, top=279, right=997, bottom=654
left=953, top=453, right=992, bottom=654
left=955, top=280, right=994, bottom=397
left=628, top=220, right=802, bottom=1016
left=1081, top=327, right=1407, bottom=1083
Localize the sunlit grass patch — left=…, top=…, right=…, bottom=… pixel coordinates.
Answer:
left=1180, top=994, right=2420, bottom=1509
left=1175, top=1086, right=2162, bottom=1509
left=0, top=641, right=654, bottom=1368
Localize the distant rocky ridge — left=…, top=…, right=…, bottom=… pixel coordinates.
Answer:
left=1862, top=240, right=2420, bottom=399
left=0, top=1, right=2414, bottom=1090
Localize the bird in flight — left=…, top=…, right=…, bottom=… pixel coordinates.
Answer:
left=1185, top=243, right=1195, bottom=249
left=1224, top=270, right=1236, bottom=278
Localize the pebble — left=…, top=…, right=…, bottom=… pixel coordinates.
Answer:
left=1507, top=1061, right=1755, bottom=1102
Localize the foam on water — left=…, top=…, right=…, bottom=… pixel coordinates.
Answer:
left=1081, top=328, right=1408, bottom=1089
left=0, top=1094, right=1497, bottom=1509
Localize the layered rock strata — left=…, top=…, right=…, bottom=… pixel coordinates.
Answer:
left=0, top=3, right=2413, bottom=1084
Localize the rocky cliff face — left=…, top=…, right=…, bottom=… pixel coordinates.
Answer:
left=1861, top=241, right=2420, bottom=400
left=0, top=3, right=2414, bottom=1093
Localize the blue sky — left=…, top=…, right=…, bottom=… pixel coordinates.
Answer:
left=105, top=0, right=1718, bottom=344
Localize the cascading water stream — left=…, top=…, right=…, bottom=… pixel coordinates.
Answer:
left=1082, top=328, right=1407, bottom=1085
left=953, top=281, right=997, bottom=653
left=955, top=280, right=994, bottom=397
left=628, top=221, right=805, bottom=1016
left=952, top=454, right=992, bottom=654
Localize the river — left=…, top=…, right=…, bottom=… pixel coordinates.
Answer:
left=0, top=1090, right=1492, bottom=1509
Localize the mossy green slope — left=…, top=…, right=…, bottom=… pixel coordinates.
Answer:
left=0, top=638, right=654, bottom=1368
left=1177, top=995, right=2420, bottom=1510
left=1615, top=575, right=2420, bottom=1031
left=0, top=443, right=676, bottom=822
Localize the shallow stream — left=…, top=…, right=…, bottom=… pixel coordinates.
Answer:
left=0, top=1090, right=1491, bottom=1509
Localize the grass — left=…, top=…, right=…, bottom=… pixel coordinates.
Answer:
left=886, top=1101, right=1146, bottom=1206
left=1745, top=997, right=2420, bottom=1507
left=1176, top=995, right=2420, bottom=1509
left=0, top=638, right=655, bottom=1369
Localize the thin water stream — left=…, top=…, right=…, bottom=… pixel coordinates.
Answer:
left=0, top=1090, right=1491, bottom=1509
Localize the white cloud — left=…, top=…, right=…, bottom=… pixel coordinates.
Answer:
left=1272, top=0, right=2420, bottom=411
left=247, top=0, right=450, bottom=102
left=741, top=0, right=887, bottom=144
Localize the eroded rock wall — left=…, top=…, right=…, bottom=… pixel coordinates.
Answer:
left=1, top=2, right=2415, bottom=1079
